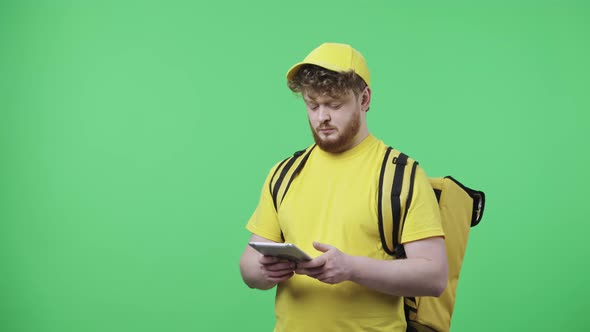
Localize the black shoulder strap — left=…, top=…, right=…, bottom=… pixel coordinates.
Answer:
left=395, top=161, right=419, bottom=258
left=377, top=148, right=393, bottom=254
left=378, top=147, right=418, bottom=258
left=390, top=152, right=408, bottom=257
left=273, top=145, right=418, bottom=255
left=281, top=145, right=315, bottom=204
left=270, top=145, right=316, bottom=211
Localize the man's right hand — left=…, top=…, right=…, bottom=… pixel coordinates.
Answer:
left=240, top=234, right=296, bottom=290
left=259, top=255, right=297, bottom=284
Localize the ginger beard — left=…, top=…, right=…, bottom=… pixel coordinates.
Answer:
left=309, top=110, right=361, bottom=153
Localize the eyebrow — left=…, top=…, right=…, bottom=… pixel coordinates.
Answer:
left=304, top=96, right=341, bottom=103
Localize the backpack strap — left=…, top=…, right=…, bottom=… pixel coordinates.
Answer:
left=377, top=147, right=419, bottom=258
left=271, top=144, right=419, bottom=252
left=270, top=145, right=316, bottom=211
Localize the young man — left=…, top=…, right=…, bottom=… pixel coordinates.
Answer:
left=239, top=43, right=448, bottom=332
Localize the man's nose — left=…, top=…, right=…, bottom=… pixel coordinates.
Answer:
left=318, top=106, right=331, bottom=122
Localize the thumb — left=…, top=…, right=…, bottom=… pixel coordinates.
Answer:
left=313, top=241, right=333, bottom=253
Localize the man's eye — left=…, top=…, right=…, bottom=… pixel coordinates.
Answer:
left=330, top=104, right=342, bottom=109
left=308, top=104, right=319, bottom=110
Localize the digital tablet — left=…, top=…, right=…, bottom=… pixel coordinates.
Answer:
left=249, top=242, right=312, bottom=263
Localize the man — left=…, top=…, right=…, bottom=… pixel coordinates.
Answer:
left=239, top=42, right=448, bottom=332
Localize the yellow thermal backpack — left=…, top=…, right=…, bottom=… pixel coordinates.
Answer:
left=269, top=145, right=486, bottom=332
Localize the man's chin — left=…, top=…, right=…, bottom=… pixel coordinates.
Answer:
left=316, top=135, right=337, bottom=145
left=315, top=138, right=348, bottom=153
left=317, top=134, right=337, bottom=141
left=312, top=129, right=349, bottom=153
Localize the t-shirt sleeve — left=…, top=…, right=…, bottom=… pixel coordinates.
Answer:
left=245, top=163, right=284, bottom=243
left=400, top=165, right=445, bottom=244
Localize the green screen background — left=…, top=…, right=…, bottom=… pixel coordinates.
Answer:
left=2, top=1, right=588, bottom=331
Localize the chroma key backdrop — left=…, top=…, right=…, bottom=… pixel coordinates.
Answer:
left=1, top=1, right=588, bottom=331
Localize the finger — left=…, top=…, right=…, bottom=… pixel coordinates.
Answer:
left=266, top=270, right=295, bottom=278
left=259, top=255, right=279, bottom=264
left=295, top=266, right=324, bottom=277
left=318, top=276, right=336, bottom=285
left=297, top=256, right=326, bottom=269
left=264, top=261, right=296, bottom=271
left=313, top=241, right=333, bottom=253
left=267, top=272, right=294, bottom=283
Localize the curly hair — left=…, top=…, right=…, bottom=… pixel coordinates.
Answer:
left=288, top=64, right=367, bottom=98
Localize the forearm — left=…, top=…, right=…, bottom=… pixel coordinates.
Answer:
left=239, top=254, right=277, bottom=290
left=348, top=255, right=447, bottom=297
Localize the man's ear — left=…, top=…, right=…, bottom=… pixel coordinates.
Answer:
left=361, top=87, right=371, bottom=112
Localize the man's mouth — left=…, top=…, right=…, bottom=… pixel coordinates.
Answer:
left=318, top=127, right=336, bottom=134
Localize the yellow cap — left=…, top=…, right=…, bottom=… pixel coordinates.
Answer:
left=286, top=43, right=370, bottom=87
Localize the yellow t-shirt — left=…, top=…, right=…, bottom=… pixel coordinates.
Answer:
left=246, top=135, right=444, bottom=332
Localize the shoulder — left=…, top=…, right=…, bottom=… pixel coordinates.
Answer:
left=381, top=145, right=420, bottom=167
left=267, top=144, right=316, bottom=178
left=371, top=136, right=416, bottom=161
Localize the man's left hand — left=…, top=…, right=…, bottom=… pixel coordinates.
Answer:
left=295, top=242, right=353, bottom=285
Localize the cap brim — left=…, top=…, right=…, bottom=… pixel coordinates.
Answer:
left=286, top=62, right=304, bottom=81
left=286, top=61, right=349, bottom=81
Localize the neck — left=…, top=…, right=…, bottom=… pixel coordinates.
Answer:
left=346, top=128, right=370, bottom=151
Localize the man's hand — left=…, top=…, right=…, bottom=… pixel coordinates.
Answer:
left=295, top=242, right=353, bottom=285
left=259, top=255, right=297, bottom=284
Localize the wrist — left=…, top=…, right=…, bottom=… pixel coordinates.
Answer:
left=347, top=255, right=361, bottom=283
